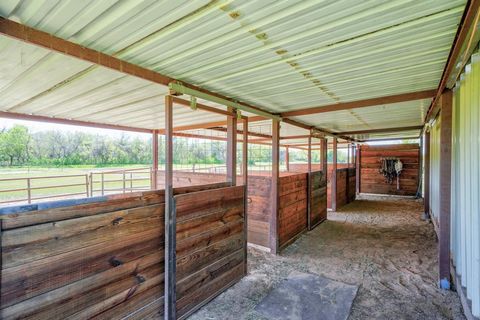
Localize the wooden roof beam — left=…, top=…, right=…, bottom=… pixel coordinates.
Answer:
left=0, top=19, right=289, bottom=129
left=281, top=90, right=436, bottom=117
left=336, top=125, right=423, bottom=135
left=281, top=135, right=311, bottom=140
left=0, top=17, right=351, bottom=143
left=0, top=111, right=152, bottom=133
left=208, top=126, right=271, bottom=139
left=360, top=136, right=420, bottom=143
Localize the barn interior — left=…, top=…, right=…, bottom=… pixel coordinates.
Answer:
left=0, top=1, right=479, bottom=319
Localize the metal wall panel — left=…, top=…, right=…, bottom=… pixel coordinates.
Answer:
left=429, top=115, right=441, bottom=222
left=450, top=50, right=480, bottom=317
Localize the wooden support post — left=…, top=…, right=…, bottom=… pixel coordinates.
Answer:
left=242, top=118, right=248, bottom=188
left=285, top=147, right=290, bottom=172
left=347, top=143, right=351, bottom=168
left=417, top=134, right=423, bottom=198
left=307, top=135, right=312, bottom=230
left=322, top=138, right=327, bottom=175
left=356, top=144, right=361, bottom=194
left=352, top=145, right=356, bottom=170
left=424, top=131, right=431, bottom=219
left=164, top=95, right=176, bottom=319
left=227, top=107, right=237, bottom=185
left=438, top=90, right=453, bottom=289
left=152, top=130, right=159, bottom=190
left=307, top=136, right=312, bottom=173
left=332, top=138, right=338, bottom=211
left=351, top=144, right=354, bottom=168
left=270, top=119, right=280, bottom=254
left=242, top=118, right=248, bottom=275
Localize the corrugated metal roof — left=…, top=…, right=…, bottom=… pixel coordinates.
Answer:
left=0, top=0, right=467, bottom=139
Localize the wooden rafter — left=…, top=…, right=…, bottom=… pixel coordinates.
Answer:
left=0, top=17, right=351, bottom=141
left=281, top=90, right=435, bottom=117
left=208, top=126, right=272, bottom=139
left=0, top=19, right=268, bottom=118
left=0, top=111, right=152, bottom=133
left=360, top=136, right=420, bottom=142
left=336, top=125, right=423, bottom=135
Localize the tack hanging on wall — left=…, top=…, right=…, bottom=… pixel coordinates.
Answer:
left=379, top=157, right=403, bottom=190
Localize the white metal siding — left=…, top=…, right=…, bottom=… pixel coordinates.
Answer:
left=451, top=50, right=480, bottom=317
left=429, top=116, right=441, bottom=222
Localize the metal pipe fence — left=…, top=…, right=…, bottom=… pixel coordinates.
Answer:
left=0, top=164, right=252, bottom=206
left=0, top=174, right=90, bottom=205
left=0, top=167, right=153, bottom=206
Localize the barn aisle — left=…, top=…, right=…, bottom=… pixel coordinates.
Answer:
left=189, top=195, right=464, bottom=320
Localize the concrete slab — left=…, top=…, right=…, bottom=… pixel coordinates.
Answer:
left=255, top=271, right=358, bottom=320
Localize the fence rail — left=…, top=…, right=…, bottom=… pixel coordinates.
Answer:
left=0, top=168, right=152, bottom=206
left=0, top=165, right=246, bottom=206
left=90, top=167, right=152, bottom=196
left=0, top=174, right=90, bottom=205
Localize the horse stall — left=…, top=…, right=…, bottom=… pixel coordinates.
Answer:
left=155, top=167, right=328, bottom=255
left=322, top=164, right=355, bottom=210
left=0, top=183, right=246, bottom=319
left=309, top=170, right=328, bottom=228
left=247, top=171, right=321, bottom=252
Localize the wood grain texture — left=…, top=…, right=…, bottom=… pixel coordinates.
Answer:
left=336, top=169, right=348, bottom=209
left=174, top=185, right=246, bottom=318
left=347, top=168, right=356, bottom=203
left=278, top=173, right=308, bottom=248
left=360, top=144, right=420, bottom=196
left=0, top=190, right=165, bottom=320
left=246, top=176, right=271, bottom=248
left=309, top=171, right=327, bottom=229
left=1, top=183, right=246, bottom=320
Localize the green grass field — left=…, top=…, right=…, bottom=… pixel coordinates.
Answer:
left=0, top=165, right=152, bottom=205
left=0, top=162, right=289, bottom=205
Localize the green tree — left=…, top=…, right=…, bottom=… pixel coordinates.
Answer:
left=0, top=125, right=30, bottom=165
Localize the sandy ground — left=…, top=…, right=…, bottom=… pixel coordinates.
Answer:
left=189, top=194, right=465, bottom=320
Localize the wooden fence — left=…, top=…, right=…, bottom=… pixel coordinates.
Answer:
left=359, top=144, right=420, bottom=196
left=0, top=183, right=246, bottom=319
left=327, top=168, right=356, bottom=210
left=309, top=170, right=327, bottom=229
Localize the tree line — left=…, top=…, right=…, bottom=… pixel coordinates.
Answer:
left=0, top=125, right=154, bottom=167
left=0, top=125, right=347, bottom=167
left=0, top=125, right=230, bottom=167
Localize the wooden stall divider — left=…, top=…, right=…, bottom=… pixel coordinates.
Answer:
left=174, top=185, right=246, bottom=319
left=332, top=139, right=338, bottom=211
left=270, top=119, right=280, bottom=254
left=307, top=135, right=312, bottom=230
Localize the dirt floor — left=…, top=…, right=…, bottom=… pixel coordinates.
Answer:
left=189, top=194, right=465, bottom=320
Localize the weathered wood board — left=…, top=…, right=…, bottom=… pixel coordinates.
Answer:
left=360, top=144, right=420, bottom=196
left=278, top=173, right=308, bottom=249
left=336, top=169, right=348, bottom=209
left=0, top=190, right=165, bottom=320
left=174, top=185, right=246, bottom=319
left=0, top=182, right=246, bottom=320
left=309, top=171, right=327, bottom=229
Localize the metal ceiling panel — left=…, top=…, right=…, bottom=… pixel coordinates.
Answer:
left=0, top=0, right=468, bottom=139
